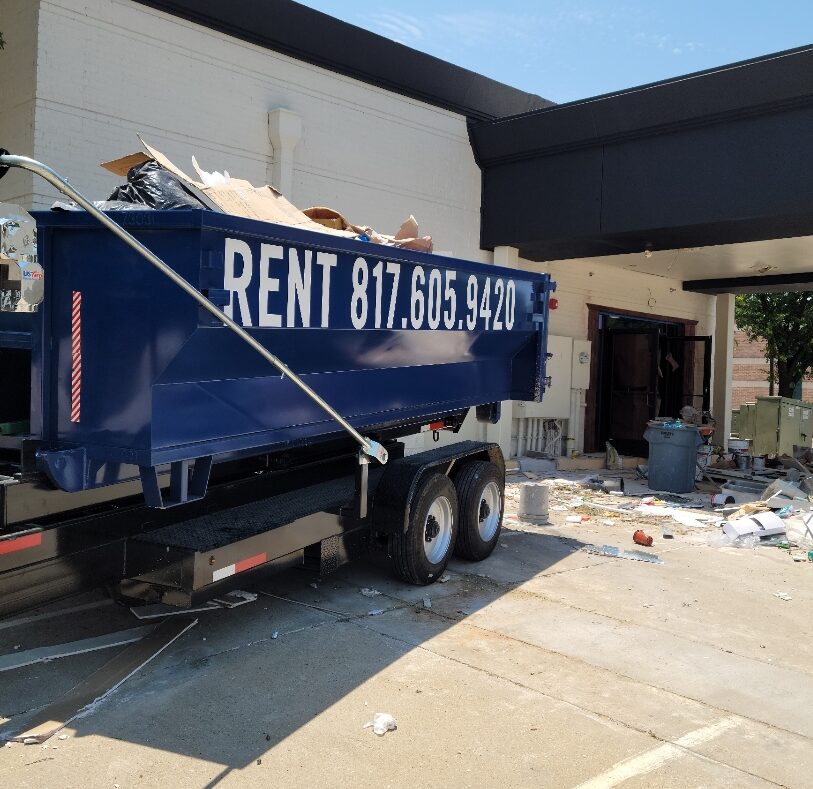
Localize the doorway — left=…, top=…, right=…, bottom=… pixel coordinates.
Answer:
left=585, top=307, right=711, bottom=456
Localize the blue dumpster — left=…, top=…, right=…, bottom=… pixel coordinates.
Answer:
left=19, top=210, right=554, bottom=493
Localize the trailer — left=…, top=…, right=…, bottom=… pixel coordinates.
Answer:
left=0, top=153, right=554, bottom=617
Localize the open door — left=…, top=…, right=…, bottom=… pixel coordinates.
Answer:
left=661, top=335, right=712, bottom=415
left=601, top=329, right=661, bottom=456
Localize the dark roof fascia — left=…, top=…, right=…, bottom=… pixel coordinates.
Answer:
left=131, top=0, right=552, bottom=121
left=683, top=272, right=813, bottom=294
left=471, top=44, right=813, bottom=164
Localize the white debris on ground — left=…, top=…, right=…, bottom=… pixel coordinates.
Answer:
left=363, top=712, right=397, bottom=736
left=503, top=465, right=813, bottom=563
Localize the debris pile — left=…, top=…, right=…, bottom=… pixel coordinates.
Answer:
left=506, top=461, right=813, bottom=564
left=55, top=135, right=434, bottom=251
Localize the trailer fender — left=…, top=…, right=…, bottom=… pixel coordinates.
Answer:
left=371, top=440, right=504, bottom=535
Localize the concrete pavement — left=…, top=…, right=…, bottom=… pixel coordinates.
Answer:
left=0, top=475, right=811, bottom=788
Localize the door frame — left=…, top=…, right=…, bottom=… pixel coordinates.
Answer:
left=584, top=304, right=698, bottom=453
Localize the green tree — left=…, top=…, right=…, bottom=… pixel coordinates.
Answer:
left=735, top=293, right=813, bottom=398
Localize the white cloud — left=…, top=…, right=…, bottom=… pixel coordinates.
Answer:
left=369, top=11, right=425, bottom=44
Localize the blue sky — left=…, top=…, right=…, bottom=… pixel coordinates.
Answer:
left=298, top=1, right=812, bottom=103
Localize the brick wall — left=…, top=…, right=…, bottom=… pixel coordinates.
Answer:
left=732, top=327, right=813, bottom=407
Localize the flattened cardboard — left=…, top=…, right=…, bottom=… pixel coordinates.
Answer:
left=100, top=151, right=151, bottom=177
left=102, top=137, right=351, bottom=234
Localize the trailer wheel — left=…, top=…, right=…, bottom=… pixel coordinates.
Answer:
left=454, top=461, right=504, bottom=561
left=391, top=473, right=458, bottom=585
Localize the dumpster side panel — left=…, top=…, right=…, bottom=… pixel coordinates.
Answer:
left=33, top=211, right=553, bottom=478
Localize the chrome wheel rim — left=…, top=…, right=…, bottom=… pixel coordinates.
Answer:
left=478, top=482, right=501, bottom=541
left=423, top=495, right=453, bottom=564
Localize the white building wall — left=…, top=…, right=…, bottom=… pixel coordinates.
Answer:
left=0, top=0, right=720, bottom=457
left=0, top=0, right=39, bottom=206
left=25, top=0, right=488, bottom=265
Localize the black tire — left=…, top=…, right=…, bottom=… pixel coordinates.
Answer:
left=453, top=461, right=504, bottom=561
left=391, top=472, right=458, bottom=585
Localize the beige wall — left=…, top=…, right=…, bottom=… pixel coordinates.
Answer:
left=524, top=257, right=716, bottom=340
left=0, top=0, right=39, bottom=206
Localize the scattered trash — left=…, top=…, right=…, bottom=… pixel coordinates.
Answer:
left=368, top=609, right=385, bottom=616
left=11, top=619, right=197, bottom=744
left=422, top=597, right=432, bottom=609
left=578, top=476, right=625, bottom=494
left=211, top=590, right=257, bottom=608
left=784, top=514, right=813, bottom=548
left=633, top=529, right=654, bottom=547
left=437, top=573, right=451, bottom=583
left=271, top=631, right=279, bottom=640
left=131, top=601, right=220, bottom=619
left=57, top=734, right=68, bottom=740
left=360, top=588, right=382, bottom=598
left=0, top=625, right=154, bottom=673
left=606, top=441, right=623, bottom=471
left=602, top=519, right=616, bottom=527
left=662, top=527, right=674, bottom=539
left=309, top=583, right=319, bottom=589
left=773, top=591, right=793, bottom=601
left=566, top=515, right=588, bottom=524
left=722, top=511, right=786, bottom=541
left=363, top=712, right=397, bottom=736
left=583, top=544, right=664, bottom=564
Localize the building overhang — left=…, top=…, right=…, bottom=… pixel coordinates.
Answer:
left=470, top=46, right=813, bottom=293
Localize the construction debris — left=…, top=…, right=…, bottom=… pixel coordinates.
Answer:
left=131, top=601, right=220, bottom=620
left=582, top=544, right=664, bottom=565
left=130, top=590, right=256, bottom=619
left=99, top=136, right=432, bottom=250
left=10, top=619, right=197, bottom=744
left=0, top=626, right=153, bottom=672
left=633, top=529, right=654, bottom=547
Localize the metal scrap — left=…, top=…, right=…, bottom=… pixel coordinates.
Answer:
left=583, top=544, right=664, bottom=564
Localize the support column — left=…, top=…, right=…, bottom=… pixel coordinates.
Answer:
left=487, top=246, right=520, bottom=458
left=712, top=293, right=735, bottom=448
left=267, top=108, right=303, bottom=199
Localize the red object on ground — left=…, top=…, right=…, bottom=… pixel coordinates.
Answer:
left=633, top=529, right=654, bottom=547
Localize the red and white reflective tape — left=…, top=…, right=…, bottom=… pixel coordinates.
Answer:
left=212, top=551, right=267, bottom=583
left=0, top=531, right=43, bottom=556
left=70, top=291, right=82, bottom=423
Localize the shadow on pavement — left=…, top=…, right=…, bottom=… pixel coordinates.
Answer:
left=0, top=525, right=590, bottom=774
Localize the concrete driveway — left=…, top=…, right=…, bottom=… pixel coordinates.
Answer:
left=1, top=475, right=811, bottom=788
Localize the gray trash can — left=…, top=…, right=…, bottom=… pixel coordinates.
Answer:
left=644, top=422, right=704, bottom=493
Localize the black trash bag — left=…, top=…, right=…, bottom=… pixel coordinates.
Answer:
left=107, top=160, right=206, bottom=210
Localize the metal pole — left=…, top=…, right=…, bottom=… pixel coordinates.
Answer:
left=0, top=152, right=388, bottom=464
